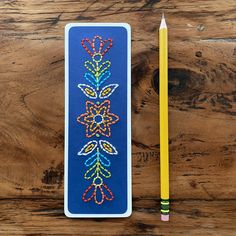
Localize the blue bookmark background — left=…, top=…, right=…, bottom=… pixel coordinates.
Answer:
left=67, top=26, right=128, bottom=214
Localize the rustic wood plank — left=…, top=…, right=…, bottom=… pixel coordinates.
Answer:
left=0, top=198, right=235, bottom=235
left=0, top=0, right=235, bottom=43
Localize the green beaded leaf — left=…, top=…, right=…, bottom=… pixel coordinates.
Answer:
left=84, top=61, right=96, bottom=75
left=97, top=61, right=111, bottom=77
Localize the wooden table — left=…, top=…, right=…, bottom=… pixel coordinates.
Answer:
left=0, top=0, right=236, bottom=235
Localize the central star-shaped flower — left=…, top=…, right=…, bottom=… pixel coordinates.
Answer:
left=77, top=100, right=119, bottom=138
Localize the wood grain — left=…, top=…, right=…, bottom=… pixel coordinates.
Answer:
left=0, top=198, right=235, bottom=235
left=0, top=0, right=236, bottom=234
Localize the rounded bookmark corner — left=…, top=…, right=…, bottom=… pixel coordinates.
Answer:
left=122, top=205, right=132, bottom=218
left=65, top=23, right=75, bottom=35
left=120, top=23, right=131, bottom=33
left=64, top=204, right=74, bottom=218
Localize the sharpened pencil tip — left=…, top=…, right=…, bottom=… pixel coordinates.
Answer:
left=160, top=13, right=167, bottom=29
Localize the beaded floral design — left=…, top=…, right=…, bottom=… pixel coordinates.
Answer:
left=77, top=100, right=119, bottom=138
left=77, top=35, right=119, bottom=205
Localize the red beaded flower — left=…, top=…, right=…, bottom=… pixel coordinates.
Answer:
left=81, top=35, right=113, bottom=60
left=77, top=100, right=119, bottom=138
left=82, top=180, right=114, bottom=205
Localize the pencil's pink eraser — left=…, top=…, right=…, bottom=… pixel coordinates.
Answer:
left=161, top=214, right=169, bottom=221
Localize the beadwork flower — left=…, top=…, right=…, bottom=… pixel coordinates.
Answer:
left=81, top=35, right=112, bottom=61
left=82, top=178, right=114, bottom=205
left=77, top=100, right=119, bottom=138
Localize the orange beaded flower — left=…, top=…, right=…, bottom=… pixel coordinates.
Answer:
left=77, top=100, right=119, bottom=138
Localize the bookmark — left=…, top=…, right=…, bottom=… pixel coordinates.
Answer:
left=64, top=23, right=132, bottom=217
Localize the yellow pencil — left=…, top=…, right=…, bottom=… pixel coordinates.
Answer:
left=159, top=13, right=169, bottom=221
